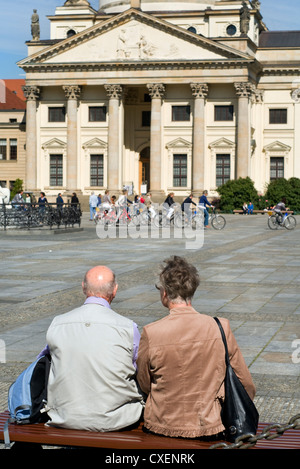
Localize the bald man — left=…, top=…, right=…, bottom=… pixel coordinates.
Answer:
left=44, top=266, right=144, bottom=431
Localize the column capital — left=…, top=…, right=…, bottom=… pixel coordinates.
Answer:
left=63, top=85, right=81, bottom=100
left=234, top=82, right=255, bottom=98
left=23, top=85, right=40, bottom=101
left=147, top=83, right=165, bottom=99
left=291, top=88, right=300, bottom=103
left=190, top=83, right=209, bottom=99
left=104, top=84, right=123, bottom=100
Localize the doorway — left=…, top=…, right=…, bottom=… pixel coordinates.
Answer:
left=139, top=146, right=150, bottom=193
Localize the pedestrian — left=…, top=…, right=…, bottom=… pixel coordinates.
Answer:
left=71, top=192, right=79, bottom=207
left=56, top=193, right=64, bottom=216
left=44, top=265, right=145, bottom=432
left=137, top=255, right=256, bottom=439
left=38, top=192, right=48, bottom=218
left=89, top=191, right=98, bottom=220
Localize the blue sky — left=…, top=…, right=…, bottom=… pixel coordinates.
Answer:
left=1, top=0, right=300, bottom=78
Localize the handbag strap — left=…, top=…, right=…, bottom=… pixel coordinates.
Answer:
left=214, top=317, right=230, bottom=366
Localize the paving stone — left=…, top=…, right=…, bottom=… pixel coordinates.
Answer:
left=0, top=212, right=299, bottom=424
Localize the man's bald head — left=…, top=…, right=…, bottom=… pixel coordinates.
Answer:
left=82, top=266, right=118, bottom=303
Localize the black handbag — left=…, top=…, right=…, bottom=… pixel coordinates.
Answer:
left=214, top=317, right=259, bottom=442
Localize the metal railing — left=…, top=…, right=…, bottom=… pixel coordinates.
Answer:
left=0, top=202, right=81, bottom=230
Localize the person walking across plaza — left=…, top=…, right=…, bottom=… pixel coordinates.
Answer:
left=137, top=255, right=256, bottom=439
left=45, top=265, right=144, bottom=432
left=89, top=191, right=98, bottom=221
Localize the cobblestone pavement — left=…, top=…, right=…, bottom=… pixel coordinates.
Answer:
left=0, top=212, right=299, bottom=431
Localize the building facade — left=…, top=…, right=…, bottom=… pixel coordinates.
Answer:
left=0, top=80, right=26, bottom=191
left=18, top=0, right=300, bottom=200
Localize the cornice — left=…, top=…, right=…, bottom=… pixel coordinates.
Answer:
left=20, top=58, right=253, bottom=74
left=260, top=65, right=300, bottom=76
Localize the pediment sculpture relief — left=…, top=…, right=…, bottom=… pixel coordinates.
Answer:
left=116, top=26, right=157, bottom=60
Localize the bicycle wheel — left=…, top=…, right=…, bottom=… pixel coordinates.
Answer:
left=153, top=212, right=167, bottom=228
left=268, top=215, right=278, bottom=230
left=284, top=215, right=297, bottom=230
left=211, top=215, right=226, bottom=230
left=174, top=212, right=188, bottom=228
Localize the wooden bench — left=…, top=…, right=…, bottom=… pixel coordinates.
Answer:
left=1, top=411, right=300, bottom=449
left=233, top=210, right=294, bottom=215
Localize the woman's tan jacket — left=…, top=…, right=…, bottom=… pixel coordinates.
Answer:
left=137, top=306, right=256, bottom=438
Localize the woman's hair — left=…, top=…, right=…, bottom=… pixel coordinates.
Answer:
left=159, top=256, right=200, bottom=304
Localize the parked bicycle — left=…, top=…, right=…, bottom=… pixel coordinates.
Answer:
left=268, top=211, right=296, bottom=230
left=0, top=202, right=81, bottom=230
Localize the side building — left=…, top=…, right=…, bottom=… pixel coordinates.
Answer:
left=17, top=0, right=300, bottom=201
left=0, top=80, right=26, bottom=193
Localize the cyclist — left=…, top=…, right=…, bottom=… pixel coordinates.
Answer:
left=116, top=189, right=133, bottom=222
left=181, top=193, right=197, bottom=224
left=199, top=190, right=213, bottom=228
left=164, top=192, right=175, bottom=220
left=273, top=198, right=289, bottom=223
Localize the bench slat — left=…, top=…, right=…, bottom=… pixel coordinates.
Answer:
left=1, top=411, right=299, bottom=449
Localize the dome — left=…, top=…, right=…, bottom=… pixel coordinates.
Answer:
left=99, top=0, right=220, bottom=14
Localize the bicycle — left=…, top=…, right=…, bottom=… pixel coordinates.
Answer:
left=268, top=211, right=297, bottom=230
left=130, top=203, right=157, bottom=226
left=94, top=207, right=117, bottom=225
left=153, top=204, right=182, bottom=228
left=208, top=207, right=226, bottom=230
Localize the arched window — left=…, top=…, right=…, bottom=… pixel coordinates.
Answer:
left=67, top=29, right=76, bottom=38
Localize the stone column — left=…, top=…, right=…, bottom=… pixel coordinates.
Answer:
left=234, top=82, right=253, bottom=179
left=23, top=85, right=40, bottom=191
left=63, top=85, right=81, bottom=192
left=292, top=88, right=300, bottom=178
left=104, top=84, right=123, bottom=193
left=190, top=83, right=208, bottom=195
left=147, top=83, right=165, bottom=196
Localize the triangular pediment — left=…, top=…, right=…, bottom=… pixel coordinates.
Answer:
left=263, top=141, right=291, bottom=152
left=209, top=138, right=235, bottom=149
left=41, top=138, right=66, bottom=149
left=82, top=138, right=107, bottom=149
left=166, top=138, right=192, bottom=149
left=19, top=9, right=251, bottom=68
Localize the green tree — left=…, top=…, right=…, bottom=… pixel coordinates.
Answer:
left=264, top=177, right=300, bottom=211
left=217, top=177, right=258, bottom=212
left=10, top=179, right=23, bottom=201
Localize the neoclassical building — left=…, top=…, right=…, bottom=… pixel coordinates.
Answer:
left=18, top=0, right=300, bottom=200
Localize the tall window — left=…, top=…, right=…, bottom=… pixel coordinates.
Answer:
left=0, top=139, right=7, bottom=160
left=10, top=139, right=17, bottom=160
left=172, top=105, right=191, bottom=122
left=214, top=105, right=234, bottom=121
left=90, top=155, right=104, bottom=187
left=270, top=157, right=284, bottom=180
left=89, top=106, right=107, bottom=122
left=50, top=155, right=63, bottom=186
left=216, top=154, right=231, bottom=187
left=48, top=107, right=66, bottom=122
left=142, top=111, right=151, bottom=127
left=173, top=154, right=187, bottom=187
left=269, top=109, right=287, bottom=124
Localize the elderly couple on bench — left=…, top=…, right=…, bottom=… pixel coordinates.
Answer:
left=43, top=256, right=255, bottom=440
